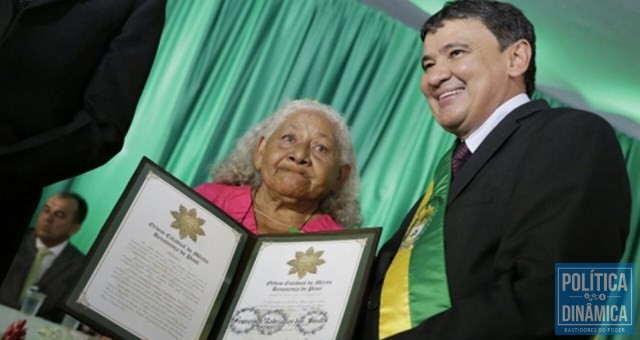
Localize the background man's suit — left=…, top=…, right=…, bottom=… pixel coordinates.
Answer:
left=0, top=230, right=85, bottom=323
left=0, top=0, right=166, bottom=283
left=361, top=100, right=631, bottom=339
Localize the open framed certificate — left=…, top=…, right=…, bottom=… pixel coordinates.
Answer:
left=64, top=157, right=250, bottom=340
left=212, top=229, right=380, bottom=339
left=64, top=157, right=381, bottom=340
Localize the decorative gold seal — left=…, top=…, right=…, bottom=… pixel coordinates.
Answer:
left=286, top=247, right=325, bottom=279
left=170, top=205, right=206, bottom=242
left=401, top=204, right=434, bottom=249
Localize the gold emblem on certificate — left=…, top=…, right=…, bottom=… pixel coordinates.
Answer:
left=287, top=247, right=325, bottom=279
left=170, top=205, right=206, bottom=242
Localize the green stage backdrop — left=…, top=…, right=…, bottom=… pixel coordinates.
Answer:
left=37, top=0, right=640, bottom=337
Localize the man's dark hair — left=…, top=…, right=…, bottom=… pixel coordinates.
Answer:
left=421, top=0, right=536, bottom=97
left=58, top=192, right=88, bottom=224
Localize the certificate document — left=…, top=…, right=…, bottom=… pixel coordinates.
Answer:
left=64, top=158, right=249, bottom=340
left=64, top=157, right=380, bottom=340
left=215, top=231, right=379, bottom=340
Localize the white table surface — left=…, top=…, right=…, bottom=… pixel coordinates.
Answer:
left=0, top=304, right=92, bottom=340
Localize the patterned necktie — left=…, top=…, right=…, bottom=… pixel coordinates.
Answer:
left=452, top=140, right=471, bottom=175
left=19, top=247, right=50, bottom=303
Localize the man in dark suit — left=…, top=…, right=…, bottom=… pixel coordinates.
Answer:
left=0, top=0, right=166, bottom=283
left=360, top=1, right=631, bottom=339
left=0, top=192, right=87, bottom=323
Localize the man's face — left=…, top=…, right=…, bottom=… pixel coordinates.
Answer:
left=35, top=195, right=80, bottom=247
left=420, top=19, right=515, bottom=139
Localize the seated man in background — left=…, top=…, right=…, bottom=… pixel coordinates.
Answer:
left=0, top=193, right=87, bottom=323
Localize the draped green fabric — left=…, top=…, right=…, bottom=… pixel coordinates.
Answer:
left=38, top=0, right=640, bottom=333
left=42, top=0, right=452, bottom=249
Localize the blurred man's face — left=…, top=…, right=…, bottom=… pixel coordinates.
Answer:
left=35, top=195, right=80, bottom=247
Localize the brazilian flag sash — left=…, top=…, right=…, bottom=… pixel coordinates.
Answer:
left=379, top=147, right=453, bottom=338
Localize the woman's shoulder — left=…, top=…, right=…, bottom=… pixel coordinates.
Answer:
left=194, top=182, right=252, bottom=205
left=195, top=182, right=249, bottom=196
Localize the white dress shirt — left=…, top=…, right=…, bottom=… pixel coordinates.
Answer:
left=34, top=237, right=68, bottom=282
left=464, top=93, right=530, bottom=153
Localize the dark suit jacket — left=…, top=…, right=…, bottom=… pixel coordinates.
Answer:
left=0, top=0, right=165, bottom=283
left=0, top=230, right=85, bottom=323
left=359, top=100, right=631, bottom=339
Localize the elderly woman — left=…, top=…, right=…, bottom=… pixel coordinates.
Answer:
left=195, top=99, right=362, bottom=234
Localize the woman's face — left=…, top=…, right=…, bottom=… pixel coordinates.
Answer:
left=254, top=110, right=350, bottom=204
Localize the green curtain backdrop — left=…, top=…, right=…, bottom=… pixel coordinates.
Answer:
left=43, top=0, right=451, bottom=249
left=38, top=0, right=640, bottom=335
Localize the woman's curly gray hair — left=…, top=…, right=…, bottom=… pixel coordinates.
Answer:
left=212, top=99, right=362, bottom=227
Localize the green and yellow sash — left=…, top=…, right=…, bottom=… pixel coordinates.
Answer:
left=379, top=147, right=453, bottom=339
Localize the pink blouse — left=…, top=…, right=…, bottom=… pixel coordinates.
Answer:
left=194, top=182, right=343, bottom=234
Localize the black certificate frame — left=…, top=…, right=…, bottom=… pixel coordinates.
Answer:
left=212, top=227, right=381, bottom=339
left=63, top=157, right=250, bottom=340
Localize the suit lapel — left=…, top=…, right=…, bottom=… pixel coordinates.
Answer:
left=1, top=0, right=71, bottom=42
left=448, top=100, right=549, bottom=204
left=38, top=245, right=74, bottom=286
